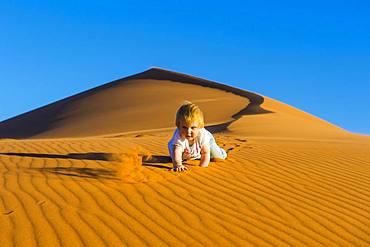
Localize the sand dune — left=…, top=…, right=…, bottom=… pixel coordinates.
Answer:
left=0, top=68, right=251, bottom=139
left=1, top=68, right=369, bottom=246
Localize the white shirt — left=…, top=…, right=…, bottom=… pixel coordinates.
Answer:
left=168, top=128, right=212, bottom=160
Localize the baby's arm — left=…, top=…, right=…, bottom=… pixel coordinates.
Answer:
left=199, top=144, right=211, bottom=167
left=172, top=146, right=188, bottom=172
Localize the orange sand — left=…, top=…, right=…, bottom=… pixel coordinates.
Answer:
left=0, top=68, right=369, bottom=246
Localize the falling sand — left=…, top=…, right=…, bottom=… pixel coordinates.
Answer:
left=0, top=68, right=369, bottom=246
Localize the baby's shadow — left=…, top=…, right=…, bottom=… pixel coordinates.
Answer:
left=142, top=155, right=173, bottom=170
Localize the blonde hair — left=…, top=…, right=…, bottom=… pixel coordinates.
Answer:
left=176, top=101, right=204, bottom=128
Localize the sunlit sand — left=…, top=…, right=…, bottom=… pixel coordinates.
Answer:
left=1, top=68, right=369, bottom=246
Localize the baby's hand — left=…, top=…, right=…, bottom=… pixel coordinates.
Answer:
left=173, top=164, right=188, bottom=172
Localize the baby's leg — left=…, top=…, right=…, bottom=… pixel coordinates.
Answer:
left=209, top=136, right=227, bottom=159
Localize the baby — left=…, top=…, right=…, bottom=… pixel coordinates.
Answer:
left=168, top=102, right=227, bottom=172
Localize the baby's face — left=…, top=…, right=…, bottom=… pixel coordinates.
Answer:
left=179, top=121, right=201, bottom=142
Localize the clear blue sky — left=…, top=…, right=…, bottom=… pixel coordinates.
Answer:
left=1, top=0, right=370, bottom=135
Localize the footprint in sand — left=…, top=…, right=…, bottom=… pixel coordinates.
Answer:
left=3, top=210, right=14, bottom=215
left=216, top=136, right=251, bottom=154
left=37, top=201, right=46, bottom=206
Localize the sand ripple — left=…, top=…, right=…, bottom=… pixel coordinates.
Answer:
left=0, top=135, right=369, bottom=246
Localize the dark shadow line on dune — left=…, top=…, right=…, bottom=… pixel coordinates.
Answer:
left=129, top=68, right=274, bottom=134
left=205, top=104, right=269, bottom=133
left=143, top=155, right=172, bottom=163
left=128, top=68, right=269, bottom=113
left=142, top=155, right=172, bottom=170
left=142, top=163, right=172, bottom=170
left=0, top=152, right=121, bottom=161
left=32, top=167, right=119, bottom=180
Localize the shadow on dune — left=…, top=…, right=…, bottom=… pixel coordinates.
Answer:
left=206, top=104, right=269, bottom=133
left=127, top=68, right=271, bottom=116
left=2, top=152, right=173, bottom=173
left=34, top=167, right=119, bottom=180
left=0, top=152, right=121, bottom=179
left=131, top=68, right=273, bottom=134
left=0, top=152, right=121, bottom=161
left=142, top=155, right=172, bottom=170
